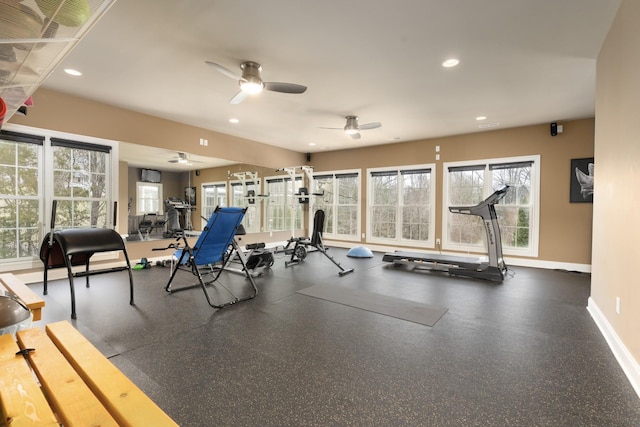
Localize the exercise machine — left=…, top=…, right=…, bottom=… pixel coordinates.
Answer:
left=225, top=224, right=275, bottom=277
left=39, top=200, right=134, bottom=319
left=382, top=185, right=510, bottom=282
left=276, top=166, right=324, bottom=239
left=285, top=209, right=354, bottom=276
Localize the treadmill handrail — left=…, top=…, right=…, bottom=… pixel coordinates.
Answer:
left=449, top=185, right=509, bottom=216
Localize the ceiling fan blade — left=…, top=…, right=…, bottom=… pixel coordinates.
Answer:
left=350, top=132, right=362, bottom=140
left=264, top=82, right=307, bottom=94
left=205, top=60, right=241, bottom=80
left=318, top=126, right=343, bottom=130
left=230, top=91, right=249, bottom=104
left=359, top=122, right=382, bottom=131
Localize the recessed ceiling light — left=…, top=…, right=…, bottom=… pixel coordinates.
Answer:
left=64, top=68, right=82, bottom=76
left=229, top=118, right=239, bottom=123
left=476, top=116, right=487, bottom=121
left=442, top=58, right=460, bottom=68
left=308, top=142, right=316, bottom=146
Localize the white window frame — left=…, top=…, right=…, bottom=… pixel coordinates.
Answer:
left=136, top=182, right=163, bottom=215
left=229, top=177, right=262, bottom=233
left=311, top=169, right=361, bottom=242
left=1, top=123, right=118, bottom=271
left=264, top=174, right=303, bottom=233
left=442, top=155, right=540, bottom=257
left=366, top=164, right=436, bottom=248
left=200, top=181, right=227, bottom=228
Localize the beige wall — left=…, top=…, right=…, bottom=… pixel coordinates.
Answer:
left=10, top=89, right=594, bottom=267
left=311, top=119, right=594, bottom=264
left=592, top=0, right=640, bottom=367
left=9, top=87, right=305, bottom=168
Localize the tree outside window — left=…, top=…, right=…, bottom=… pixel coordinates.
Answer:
left=444, top=157, right=537, bottom=255
left=368, top=166, right=434, bottom=246
left=0, top=137, right=41, bottom=259
left=312, top=172, right=360, bottom=239
left=0, top=131, right=114, bottom=264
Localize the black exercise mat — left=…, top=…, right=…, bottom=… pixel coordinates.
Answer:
left=297, top=284, right=448, bottom=326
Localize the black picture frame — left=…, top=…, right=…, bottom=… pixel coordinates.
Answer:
left=570, top=158, right=594, bottom=203
left=185, top=187, right=196, bottom=206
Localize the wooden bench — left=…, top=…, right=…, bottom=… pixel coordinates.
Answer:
left=0, top=273, right=44, bottom=322
left=0, top=320, right=178, bottom=427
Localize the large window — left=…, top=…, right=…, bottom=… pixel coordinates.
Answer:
left=0, top=127, right=116, bottom=267
left=230, top=178, right=261, bottom=233
left=51, top=139, right=111, bottom=229
left=443, top=156, right=539, bottom=256
left=136, top=182, right=163, bottom=215
left=265, top=176, right=303, bottom=232
left=201, top=182, right=227, bottom=224
left=367, top=165, right=435, bottom=247
left=312, top=171, right=360, bottom=240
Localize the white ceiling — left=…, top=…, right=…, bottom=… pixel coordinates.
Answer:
left=40, top=0, right=621, bottom=171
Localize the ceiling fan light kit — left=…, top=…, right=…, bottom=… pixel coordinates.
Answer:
left=168, top=152, right=203, bottom=165
left=239, top=62, right=265, bottom=94
left=320, top=115, right=382, bottom=140
left=344, top=116, right=360, bottom=134
left=206, top=60, right=307, bottom=104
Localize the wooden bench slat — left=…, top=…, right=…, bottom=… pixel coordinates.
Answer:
left=45, top=321, right=178, bottom=427
left=0, top=273, right=44, bottom=322
left=16, top=328, right=119, bottom=427
left=0, top=333, right=59, bottom=427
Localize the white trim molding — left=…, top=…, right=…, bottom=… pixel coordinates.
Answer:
left=587, top=297, right=640, bottom=399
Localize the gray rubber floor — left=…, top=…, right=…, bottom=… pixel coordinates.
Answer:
left=32, top=248, right=640, bottom=426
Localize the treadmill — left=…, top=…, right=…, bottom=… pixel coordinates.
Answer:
left=382, top=185, right=509, bottom=282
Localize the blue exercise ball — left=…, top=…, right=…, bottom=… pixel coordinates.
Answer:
left=347, top=246, right=374, bottom=258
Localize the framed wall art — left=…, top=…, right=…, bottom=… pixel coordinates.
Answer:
left=570, top=158, right=594, bottom=203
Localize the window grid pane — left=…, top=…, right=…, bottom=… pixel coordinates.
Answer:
left=401, top=171, right=431, bottom=241
left=336, top=175, right=358, bottom=236
left=54, top=145, right=109, bottom=229
left=492, top=165, right=532, bottom=249
left=448, top=169, right=485, bottom=245
left=202, top=184, right=226, bottom=220
left=371, top=173, right=397, bottom=239
left=138, top=184, right=161, bottom=215
left=266, top=180, right=285, bottom=231
left=0, top=139, right=41, bottom=260
left=266, top=178, right=302, bottom=232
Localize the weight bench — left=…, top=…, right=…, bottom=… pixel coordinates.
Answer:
left=161, top=206, right=258, bottom=308
left=39, top=228, right=134, bottom=319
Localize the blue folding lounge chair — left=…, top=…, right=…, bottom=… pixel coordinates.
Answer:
left=163, top=206, right=258, bottom=308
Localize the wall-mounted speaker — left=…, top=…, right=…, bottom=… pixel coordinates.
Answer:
left=306, top=152, right=311, bottom=162
left=550, top=122, right=558, bottom=137
left=195, top=170, right=200, bottom=176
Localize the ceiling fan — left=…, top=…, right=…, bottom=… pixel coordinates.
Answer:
left=320, top=116, right=382, bottom=140
left=168, top=152, right=201, bottom=165
left=205, top=60, right=307, bottom=104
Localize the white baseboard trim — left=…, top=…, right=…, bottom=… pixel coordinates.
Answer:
left=324, top=240, right=591, bottom=273
left=587, top=297, right=640, bottom=399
